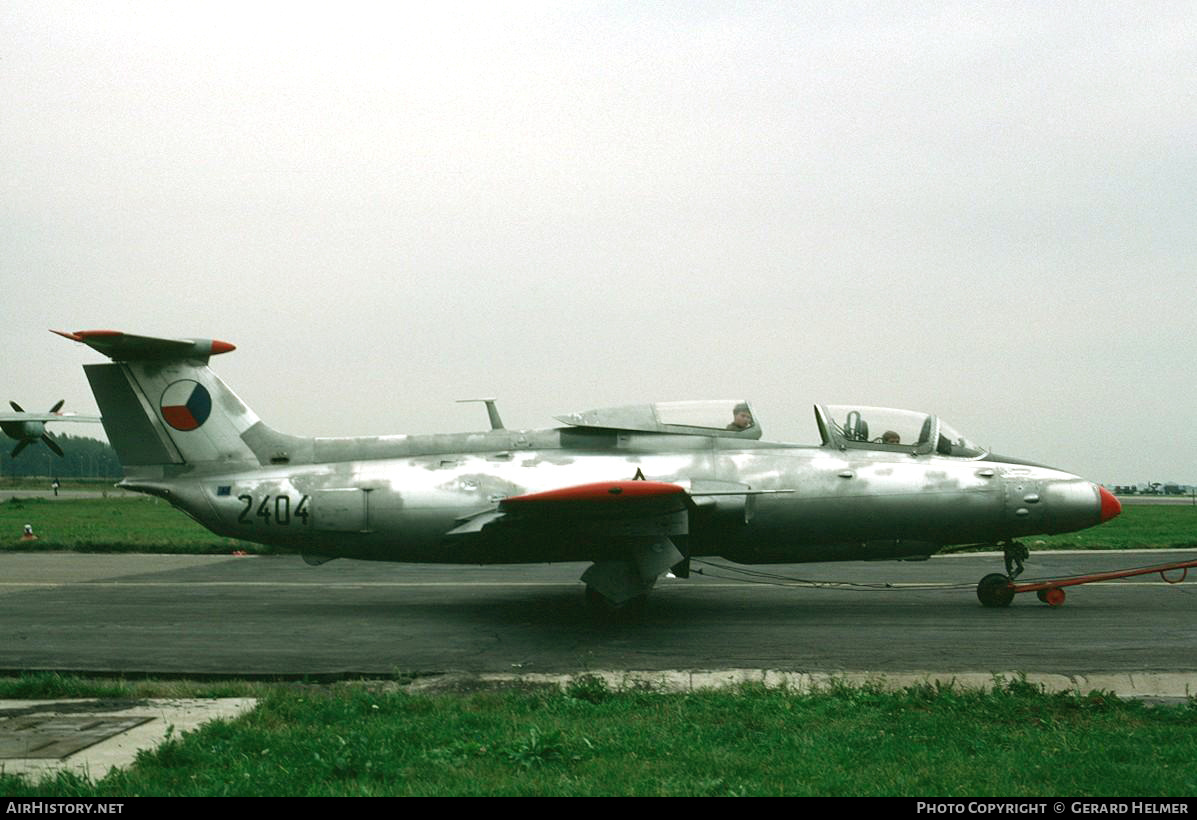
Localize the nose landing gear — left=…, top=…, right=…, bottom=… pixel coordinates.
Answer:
left=1003, top=541, right=1029, bottom=580
left=975, top=541, right=1028, bottom=608
left=978, top=552, right=1197, bottom=608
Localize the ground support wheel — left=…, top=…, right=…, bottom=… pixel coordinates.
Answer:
left=1036, top=587, right=1066, bottom=607
left=977, top=573, right=1015, bottom=608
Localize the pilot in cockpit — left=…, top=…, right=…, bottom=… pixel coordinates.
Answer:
left=727, top=403, right=754, bottom=431
left=881, top=430, right=900, bottom=445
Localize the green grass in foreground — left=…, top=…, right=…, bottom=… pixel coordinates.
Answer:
left=0, top=496, right=259, bottom=554
left=0, top=676, right=1193, bottom=796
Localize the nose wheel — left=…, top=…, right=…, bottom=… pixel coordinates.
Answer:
left=979, top=549, right=1197, bottom=608
left=976, top=541, right=1028, bottom=607
left=977, top=573, right=1015, bottom=608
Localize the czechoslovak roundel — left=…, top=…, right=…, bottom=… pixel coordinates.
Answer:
left=160, top=380, right=212, bottom=431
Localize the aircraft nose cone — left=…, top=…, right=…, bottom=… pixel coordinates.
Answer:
left=1097, top=484, right=1121, bottom=522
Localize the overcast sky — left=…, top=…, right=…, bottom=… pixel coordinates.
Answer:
left=2, top=1, right=1194, bottom=484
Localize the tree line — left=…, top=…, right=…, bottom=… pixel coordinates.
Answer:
left=0, top=435, right=122, bottom=479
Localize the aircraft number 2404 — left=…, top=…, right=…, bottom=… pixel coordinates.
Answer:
left=237, top=494, right=310, bottom=526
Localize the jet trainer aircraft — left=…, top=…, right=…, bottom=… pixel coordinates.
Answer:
left=0, top=400, right=101, bottom=457
left=57, top=329, right=1121, bottom=610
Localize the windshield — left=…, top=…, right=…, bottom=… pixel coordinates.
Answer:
left=936, top=421, right=987, bottom=458
left=824, top=405, right=932, bottom=448
left=822, top=405, right=988, bottom=458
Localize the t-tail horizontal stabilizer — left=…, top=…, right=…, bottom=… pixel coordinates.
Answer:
left=52, top=330, right=235, bottom=363
left=57, top=328, right=261, bottom=470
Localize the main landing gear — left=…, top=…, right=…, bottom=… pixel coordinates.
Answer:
left=579, top=540, right=687, bottom=620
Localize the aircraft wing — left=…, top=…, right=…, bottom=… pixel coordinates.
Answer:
left=447, top=479, right=795, bottom=537
left=447, top=480, right=693, bottom=537
left=449, top=480, right=696, bottom=603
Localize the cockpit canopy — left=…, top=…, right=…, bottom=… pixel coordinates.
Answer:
left=552, top=400, right=984, bottom=454
left=556, top=400, right=762, bottom=439
left=817, top=405, right=987, bottom=458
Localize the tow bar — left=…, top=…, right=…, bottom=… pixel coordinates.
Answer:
left=976, top=557, right=1197, bottom=608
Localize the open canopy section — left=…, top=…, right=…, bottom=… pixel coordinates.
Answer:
left=556, top=400, right=762, bottom=439
left=817, top=404, right=987, bottom=458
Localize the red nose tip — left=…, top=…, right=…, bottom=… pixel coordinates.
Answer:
left=1098, top=485, right=1122, bottom=523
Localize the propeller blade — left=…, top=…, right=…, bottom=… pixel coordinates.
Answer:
left=11, top=439, right=29, bottom=458
left=49, top=399, right=65, bottom=414
left=10, top=401, right=24, bottom=413
left=41, top=434, right=64, bottom=457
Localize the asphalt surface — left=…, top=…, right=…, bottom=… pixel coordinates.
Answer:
left=1, top=550, right=1194, bottom=681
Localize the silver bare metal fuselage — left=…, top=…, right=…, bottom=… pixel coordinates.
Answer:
left=128, top=425, right=1105, bottom=566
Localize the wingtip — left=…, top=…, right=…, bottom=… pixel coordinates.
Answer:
left=51, top=329, right=83, bottom=342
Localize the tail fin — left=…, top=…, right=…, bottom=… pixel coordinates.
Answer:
left=57, top=330, right=267, bottom=470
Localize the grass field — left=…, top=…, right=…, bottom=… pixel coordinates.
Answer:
left=1024, top=503, right=1197, bottom=550
left=0, top=496, right=260, bottom=554
left=3, top=493, right=1196, bottom=554
left=0, top=676, right=1194, bottom=797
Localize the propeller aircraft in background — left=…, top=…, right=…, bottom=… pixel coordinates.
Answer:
left=0, top=399, right=102, bottom=458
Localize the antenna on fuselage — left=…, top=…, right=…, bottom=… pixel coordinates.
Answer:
left=457, top=398, right=505, bottom=431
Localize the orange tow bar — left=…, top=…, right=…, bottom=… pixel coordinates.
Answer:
left=977, top=558, right=1197, bottom=608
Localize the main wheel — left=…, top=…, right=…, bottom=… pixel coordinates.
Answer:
left=977, top=573, right=1015, bottom=608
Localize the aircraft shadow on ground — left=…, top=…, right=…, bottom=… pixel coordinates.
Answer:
left=258, top=584, right=994, bottom=631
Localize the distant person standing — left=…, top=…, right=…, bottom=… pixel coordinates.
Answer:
left=51, top=478, right=60, bottom=496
